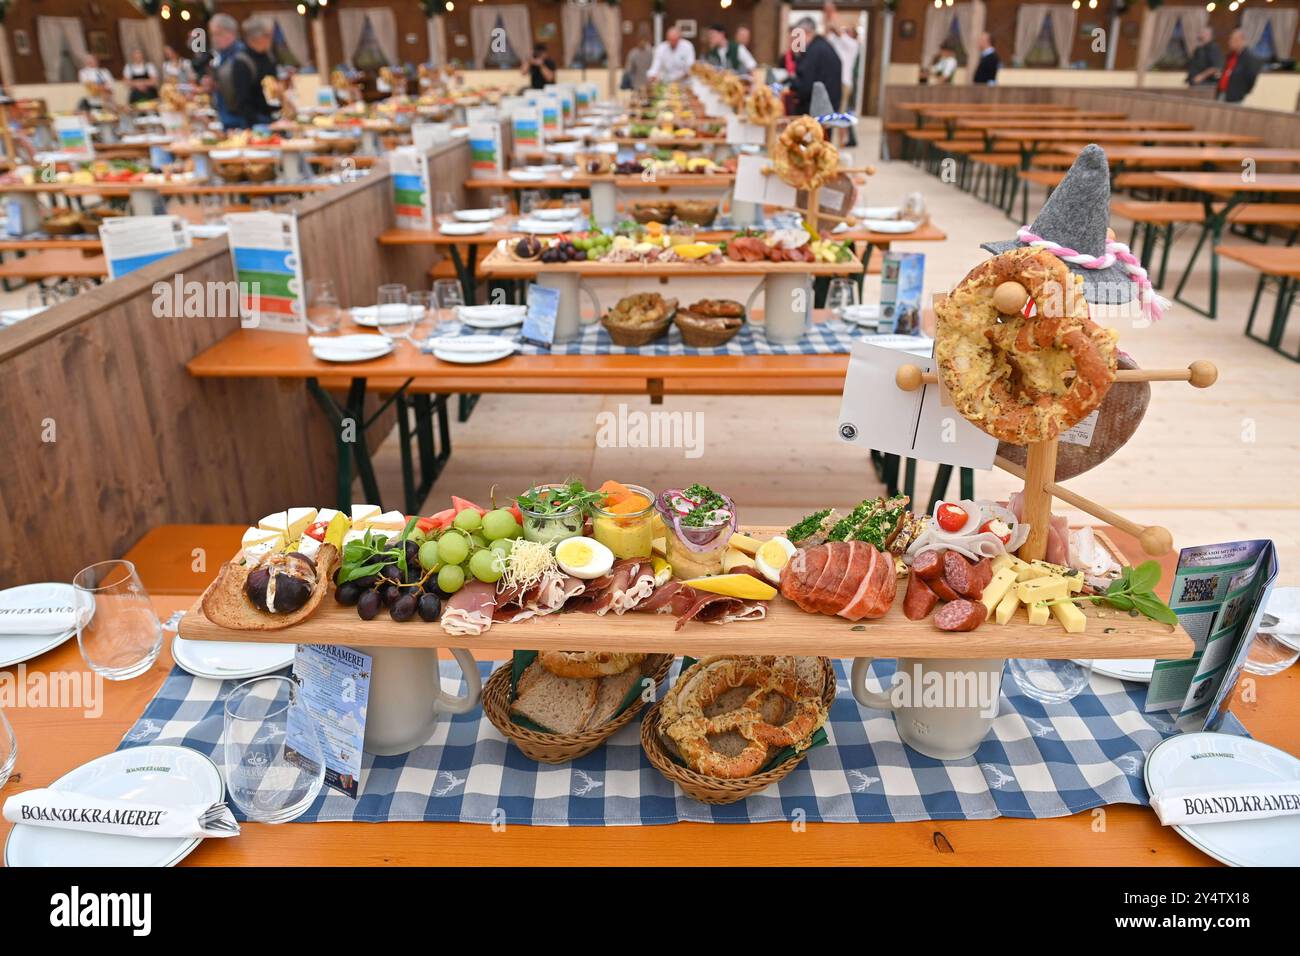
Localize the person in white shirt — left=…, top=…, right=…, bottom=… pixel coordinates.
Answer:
left=735, top=26, right=759, bottom=73
left=77, top=55, right=114, bottom=111
left=925, top=43, right=959, bottom=85
left=647, top=26, right=696, bottom=84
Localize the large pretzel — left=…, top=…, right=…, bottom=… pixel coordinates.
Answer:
left=772, top=116, right=839, bottom=191
left=659, top=657, right=827, bottom=779
left=745, top=85, right=783, bottom=126
left=538, top=651, right=644, bottom=679
left=935, top=247, right=1119, bottom=444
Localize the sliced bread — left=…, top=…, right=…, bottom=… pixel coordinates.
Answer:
left=510, top=661, right=598, bottom=734
left=586, top=666, right=643, bottom=729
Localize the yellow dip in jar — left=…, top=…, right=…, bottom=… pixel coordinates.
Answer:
left=590, top=482, right=655, bottom=559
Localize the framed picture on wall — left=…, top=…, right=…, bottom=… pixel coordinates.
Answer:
left=87, top=31, right=112, bottom=59
left=898, top=20, right=916, bottom=40
left=677, top=20, right=697, bottom=40
left=13, top=30, right=31, bottom=56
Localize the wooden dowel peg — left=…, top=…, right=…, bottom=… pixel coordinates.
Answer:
left=1017, top=440, right=1058, bottom=563
left=895, top=363, right=1219, bottom=392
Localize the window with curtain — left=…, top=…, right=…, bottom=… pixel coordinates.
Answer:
left=944, top=19, right=968, bottom=66
left=271, top=22, right=302, bottom=69
left=1024, top=15, right=1059, bottom=67
left=353, top=18, right=390, bottom=70
left=1252, top=23, right=1277, bottom=63
left=1153, top=21, right=1190, bottom=70
left=483, top=12, right=522, bottom=69
left=572, top=12, right=608, bottom=68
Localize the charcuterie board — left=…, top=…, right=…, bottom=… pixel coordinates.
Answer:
left=178, top=527, right=1194, bottom=661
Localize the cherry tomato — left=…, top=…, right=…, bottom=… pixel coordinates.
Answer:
left=979, top=519, right=1013, bottom=544
left=936, top=503, right=969, bottom=533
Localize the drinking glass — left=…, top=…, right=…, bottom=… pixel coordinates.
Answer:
left=407, top=290, right=436, bottom=343
left=562, top=190, right=583, bottom=212
left=201, top=194, right=226, bottom=225
left=901, top=191, right=927, bottom=222
left=303, top=278, right=342, bottom=335
left=0, top=706, right=15, bottom=791
left=223, top=676, right=325, bottom=823
left=434, top=190, right=457, bottom=224
left=251, top=196, right=273, bottom=212
left=519, top=189, right=542, bottom=215
left=72, top=560, right=163, bottom=681
left=826, top=278, right=859, bottom=315
left=376, top=282, right=414, bottom=342
left=1008, top=659, right=1092, bottom=704
left=433, top=278, right=464, bottom=336
left=484, top=192, right=509, bottom=218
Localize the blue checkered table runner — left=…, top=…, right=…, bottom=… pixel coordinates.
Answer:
left=117, top=658, right=1176, bottom=825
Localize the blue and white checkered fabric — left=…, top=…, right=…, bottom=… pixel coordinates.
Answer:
left=118, top=659, right=1176, bottom=825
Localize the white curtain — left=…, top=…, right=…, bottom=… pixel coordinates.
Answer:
left=922, top=5, right=959, bottom=66
left=427, top=16, right=447, bottom=67
left=562, top=2, right=623, bottom=69
left=1138, top=6, right=1208, bottom=73
left=1241, top=8, right=1298, bottom=60
left=37, top=16, right=88, bottom=83
left=1048, top=7, right=1076, bottom=68
left=118, top=19, right=165, bottom=71
left=256, top=10, right=313, bottom=69
left=339, top=8, right=400, bottom=68
left=471, top=4, right=531, bottom=69
left=1013, top=5, right=1050, bottom=65
left=561, top=3, right=583, bottom=67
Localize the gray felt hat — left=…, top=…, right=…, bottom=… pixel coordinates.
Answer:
left=981, top=144, right=1134, bottom=305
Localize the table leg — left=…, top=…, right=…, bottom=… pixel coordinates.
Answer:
left=307, top=376, right=387, bottom=511
left=448, top=243, right=477, bottom=306
left=926, top=463, right=953, bottom=513
left=1173, top=193, right=1239, bottom=319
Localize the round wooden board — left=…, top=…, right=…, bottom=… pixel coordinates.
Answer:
left=998, top=354, right=1150, bottom=480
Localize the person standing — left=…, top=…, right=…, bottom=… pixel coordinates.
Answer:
left=647, top=25, right=696, bottom=84
left=734, top=26, right=758, bottom=73
left=162, top=45, right=196, bottom=86
left=972, top=32, right=1000, bottom=85
left=77, top=55, right=114, bottom=111
left=1186, top=27, right=1223, bottom=87
left=703, top=25, right=740, bottom=71
left=1217, top=29, right=1262, bottom=104
left=241, top=17, right=278, bottom=122
left=522, top=43, right=556, bottom=90
left=207, top=14, right=261, bottom=130
left=622, top=34, right=654, bottom=91
left=123, top=50, right=160, bottom=104
left=788, top=17, right=841, bottom=117
left=923, top=43, right=959, bottom=85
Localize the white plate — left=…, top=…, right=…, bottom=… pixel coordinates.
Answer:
left=457, top=304, right=526, bottom=328
left=839, top=304, right=880, bottom=326
left=312, top=341, right=394, bottom=363
left=434, top=346, right=516, bottom=365
left=1082, top=659, right=1155, bottom=683
left=438, top=221, right=492, bottom=236
left=452, top=208, right=505, bottom=223
left=532, top=207, right=583, bottom=221
left=0, top=583, right=78, bottom=669
left=350, top=304, right=427, bottom=327
left=507, top=170, right=545, bottom=182
left=853, top=205, right=900, bottom=219
left=171, top=633, right=295, bottom=680
left=516, top=218, right=576, bottom=235
left=0, top=306, right=46, bottom=327
left=1144, top=732, right=1300, bottom=867
left=862, top=219, right=920, bottom=234
left=5, top=745, right=223, bottom=868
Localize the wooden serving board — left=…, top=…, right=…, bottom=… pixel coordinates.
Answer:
left=178, top=525, right=1193, bottom=660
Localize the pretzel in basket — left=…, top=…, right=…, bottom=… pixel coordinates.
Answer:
left=659, top=657, right=827, bottom=779
left=538, top=651, right=645, bottom=679
left=935, top=247, right=1119, bottom=444
left=772, top=116, right=839, bottom=191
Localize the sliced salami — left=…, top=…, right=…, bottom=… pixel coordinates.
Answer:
left=933, top=598, right=985, bottom=632
left=912, top=549, right=945, bottom=581
left=903, top=572, right=938, bottom=621
left=943, top=550, right=982, bottom=600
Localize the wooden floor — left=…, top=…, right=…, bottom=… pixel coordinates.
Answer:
left=347, top=122, right=1288, bottom=586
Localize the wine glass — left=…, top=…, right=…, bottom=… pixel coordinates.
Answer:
left=433, top=279, right=465, bottom=336
left=484, top=191, right=509, bottom=219
left=434, top=190, right=457, bottom=224
left=201, top=194, right=225, bottom=225
left=376, top=282, right=413, bottom=343
left=303, top=278, right=342, bottom=335
left=72, top=560, right=163, bottom=681
left=0, top=706, right=15, bottom=791
left=825, top=278, right=859, bottom=332
left=407, top=290, right=436, bottom=344
left=223, top=676, right=326, bottom=823
left=519, top=189, right=541, bottom=216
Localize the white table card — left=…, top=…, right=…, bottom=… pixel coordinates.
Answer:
left=100, top=215, right=191, bottom=280
left=225, top=211, right=307, bottom=333
left=733, top=153, right=797, bottom=208
left=291, top=644, right=372, bottom=799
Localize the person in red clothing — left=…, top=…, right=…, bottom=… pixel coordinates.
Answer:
left=1217, top=29, right=1262, bottom=104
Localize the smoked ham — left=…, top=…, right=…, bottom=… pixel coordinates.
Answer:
left=441, top=580, right=498, bottom=635
left=780, top=541, right=897, bottom=621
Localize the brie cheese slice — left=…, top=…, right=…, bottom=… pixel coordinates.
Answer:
left=258, top=507, right=318, bottom=540
left=350, top=504, right=381, bottom=528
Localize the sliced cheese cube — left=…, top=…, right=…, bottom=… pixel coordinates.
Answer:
left=994, top=589, right=1020, bottom=625
left=368, top=510, right=408, bottom=532
left=727, top=533, right=763, bottom=556
left=991, top=553, right=1016, bottom=575
left=317, top=508, right=344, bottom=526
left=1017, top=576, right=1070, bottom=603
left=1016, top=564, right=1053, bottom=583
left=1028, top=601, right=1050, bottom=626
left=980, top=567, right=1020, bottom=619
left=350, top=503, right=381, bottom=528
left=1051, top=601, right=1087, bottom=633
left=722, top=548, right=757, bottom=572
left=258, top=507, right=317, bottom=540
left=1031, top=560, right=1084, bottom=593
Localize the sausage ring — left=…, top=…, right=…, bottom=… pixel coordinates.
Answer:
left=659, top=656, right=827, bottom=779
left=935, top=247, right=1119, bottom=444
left=772, top=116, right=839, bottom=192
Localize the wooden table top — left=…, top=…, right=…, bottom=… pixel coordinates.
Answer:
left=958, top=119, right=1192, bottom=132
left=992, top=130, right=1263, bottom=146
left=1153, top=171, right=1300, bottom=194
left=0, top=181, right=336, bottom=196
left=478, top=249, right=863, bottom=277
left=465, top=173, right=735, bottom=191
left=0, top=236, right=103, bottom=251
left=1043, top=146, right=1300, bottom=167
left=2, top=522, right=1285, bottom=866
left=1215, top=243, right=1300, bottom=276
left=0, top=248, right=106, bottom=279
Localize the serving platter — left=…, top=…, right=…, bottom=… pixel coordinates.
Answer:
left=178, top=529, right=1193, bottom=661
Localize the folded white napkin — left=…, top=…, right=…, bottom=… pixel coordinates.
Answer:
left=1151, top=782, right=1300, bottom=826
left=308, top=334, right=390, bottom=351
left=0, top=606, right=76, bottom=636
left=4, top=790, right=240, bottom=839
left=427, top=335, right=516, bottom=354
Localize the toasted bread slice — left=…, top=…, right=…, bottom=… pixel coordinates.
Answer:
left=585, top=666, right=643, bottom=729
left=200, top=544, right=339, bottom=631
left=510, top=661, right=598, bottom=734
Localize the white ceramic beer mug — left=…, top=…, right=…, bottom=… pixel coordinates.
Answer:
left=851, top=657, right=1005, bottom=760
left=364, top=645, right=482, bottom=756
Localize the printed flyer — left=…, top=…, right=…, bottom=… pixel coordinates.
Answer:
left=511, top=105, right=543, bottom=159
left=225, top=211, right=307, bottom=333
left=289, top=644, right=372, bottom=799
left=389, top=146, right=433, bottom=231
left=468, top=122, right=505, bottom=179
left=99, top=216, right=191, bottom=280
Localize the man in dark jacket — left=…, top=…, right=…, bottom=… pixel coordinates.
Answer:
left=206, top=13, right=263, bottom=129
left=972, top=32, right=1000, bottom=85
left=241, top=16, right=278, bottom=122
left=1186, top=27, right=1223, bottom=87
left=789, top=17, right=841, bottom=117
left=1217, top=29, right=1262, bottom=104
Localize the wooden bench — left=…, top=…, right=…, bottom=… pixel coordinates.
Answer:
left=0, top=248, right=106, bottom=281
left=1216, top=244, right=1300, bottom=361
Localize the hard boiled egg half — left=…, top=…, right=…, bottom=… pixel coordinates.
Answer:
left=755, top=536, right=796, bottom=584
left=555, top=536, right=615, bottom=580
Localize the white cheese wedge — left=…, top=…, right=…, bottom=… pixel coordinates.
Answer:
left=295, top=535, right=323, bottom=561
left=258, top=507, right=317, bottom=540
left=242, top=526, right=284, bottom=549
left=350, top=504, right=381, bottom=528
left=343, top=528, right=372, bottom=546
left=1050, top=601, right=1087, bottom=633
left=368, top=510, right=408, bottom=532
left=317, top=508, right=343, bottom=526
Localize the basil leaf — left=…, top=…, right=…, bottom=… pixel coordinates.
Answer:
left=1129, top=560, right=1162, bottom=594
left=1106, top=578, right=1128, bottom=596
left=1132, top=593, right=1180, bottom=627
left=1104, top=594, right=1136, bottom=612
left=341, top=560, right=387, bottom=583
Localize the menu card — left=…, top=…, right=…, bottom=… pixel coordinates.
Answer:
left=53, top=115, right=94, bottom=158
left=412, top=122, right=451, bottom=150
left=511, top=105, right=544, bottom=158
left=389, top=146, right=433, bottom=231
left=225, top=211, right=307, bottom=333
left=726, top=115, right=768, bottom=146
left=289, top=644, right=372, bottom=799
left=468, top=122, right=505, bottom=179
left=99, top=215, right=191, bottom=280
left=878, top=252, right=925, bottom=335
left=522, top=283, right=560, bottom=349
left=733, top=153, right=797, bottom=208
left=1148, top=538, right=1279, bottom=730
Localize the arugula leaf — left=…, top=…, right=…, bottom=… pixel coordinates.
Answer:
left=1128, top=560, right=1162, bottom=594
left=1131, top=593, right=1180, bottom=627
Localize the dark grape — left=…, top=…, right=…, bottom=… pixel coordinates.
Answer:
left=353, top=573, right=378, bottom=590
left=380, top=583, right=400, bottom=607
left=335, top=581, right=362, bottom=606
left=356, top=590, right=381, bottom=620
left=390, top=594, right=417, bottom=622
left=404, top=540, right=421, bottom=565
left=417, top=593, right=442, bottom=622
left=381, top=563, right=401, bottom=582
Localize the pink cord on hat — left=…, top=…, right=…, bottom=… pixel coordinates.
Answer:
left=1017, top=226, right=1168, bottom=323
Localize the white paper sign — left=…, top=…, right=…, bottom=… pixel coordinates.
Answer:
left=53, top=115, right=94, bottom=158
left=733, top=152, right=797, bottom=208
left=726, top=115, right=768, bottom=146
left=412, top=122, right=451, bottom=150
left=389, top=146, right=433, bottom=231
left=99, top=215, right=191, bottom=280
left=467, top=122, right=505, bottom=179
left=836, top=341, right=997, bottom=469
left=225, top=211, right=307, bottom=333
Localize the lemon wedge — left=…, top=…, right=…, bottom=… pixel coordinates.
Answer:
left=682, top=574, right=777, bottom=601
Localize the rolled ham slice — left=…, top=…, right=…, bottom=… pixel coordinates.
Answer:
left=441, top=579, right=497, bottom=636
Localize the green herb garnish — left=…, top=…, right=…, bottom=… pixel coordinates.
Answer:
left=339, top=531, right=401, bottom=584
left=679, top=484, right=728, bottom=528
left=1050, top=560, right=1179, bottom=627
left=787, top=508, right=833, bottom=543
left=516, top=480, right=605, bottom=517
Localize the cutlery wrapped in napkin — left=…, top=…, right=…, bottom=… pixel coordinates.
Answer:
left=3, top=790, right=240, bottom=839
left=424, top=335, right=518, bottom=354
left=0, top=605, right=76, bottom=636
left=1151, top=782, right=1300, bottom=827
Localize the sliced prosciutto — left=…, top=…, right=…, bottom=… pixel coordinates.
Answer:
left=440, top=579, right=498, bottom=636
left=630, top=579, right=766, bottom=630
left=494, top=570, right=585, bottom=623
left=572, top=559, right=655, bottom=616
left=780, top=541, right=897, bottom=621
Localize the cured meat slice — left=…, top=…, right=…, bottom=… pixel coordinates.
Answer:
left=441, top=580, right=497, bottom=636
left=839, top=545, right=897, bottom=620
left=903, top=572, right=938, bottom=621
left=912, top=549, right=945, bottom=581
left=934, top=599, right=984, bottom=632
left=785, top=542, right=897, bottom=621
left=810, top=542, right=850, bottom=614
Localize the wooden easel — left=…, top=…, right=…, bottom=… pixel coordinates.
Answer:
left=894, top=360, right=1219, bottom=560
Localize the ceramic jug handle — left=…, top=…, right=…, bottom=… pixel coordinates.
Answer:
left=850, top=657, right=895, bottom=711
left=435, top=648, right=483, bottom=715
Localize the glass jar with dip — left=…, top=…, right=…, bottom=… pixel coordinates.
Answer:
left=590, top=482, right=656, bottom=559
left=517, top=483, right=588, bottom=547
left=656, top=486, right=736, bottom=579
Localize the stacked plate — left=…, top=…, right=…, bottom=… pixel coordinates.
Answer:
left=453, top=208, right=506, bottom=222
left=439, top=221, right=492, bottom=236
left=838, top=304, right=880, bottom=327
left=310, top=334, right=394, bottom=363
left=0, top=583, right=78, bottom=668
left=427, top=334, right=518, bottom=364
left=532, top=207, right=583, bottom=221
left=457, top=304, right=526, bottom=329
left=516, top=218, right=578, bottom=235
left=350, top=304, right=427, bottom=327
left=507, top=169, right=546, bottom=182
left=4, top=745, right=225, bottom=867
left=861, top=219, right=920, bottom=234
left=171, top=631, right=295, bottom=680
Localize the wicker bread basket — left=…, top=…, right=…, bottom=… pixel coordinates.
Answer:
left=641, top=657, right=837, bottom=805
left=674, top=309, right=744, bottom=348
left=601, top=295, right=676, bottom=347
left=484, top=654, right=674, bottom=764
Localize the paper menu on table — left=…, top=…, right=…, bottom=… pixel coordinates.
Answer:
left=467, top=122, right=505, bottom=179
left=225, top=211, right=306, bottom=333
left=836, top=340, right=998, bottom=469
left=389, top=146, right=433, bottom=232
left=510, top=105, right=544, bottom=158
left=733, top=153, right=797, bottom=208
left=99, top=215, right=191, bottom=280
left=53, top=116, right=94, bottom=158
left=726, top=115, right=767, bottom=146
left=411, top=122, right=451, bottom=151
left=290, top=644, right=371, bottom=800
left=1147, top=539, right=1279, bottom=731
